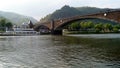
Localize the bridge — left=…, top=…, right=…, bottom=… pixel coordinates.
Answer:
left=34, top=10, right=120, bottom=35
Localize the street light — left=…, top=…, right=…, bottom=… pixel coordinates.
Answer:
left=104, top=13, right=107, bottom=16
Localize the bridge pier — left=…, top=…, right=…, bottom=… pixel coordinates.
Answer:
left=50, top=20, right=63, bottom=35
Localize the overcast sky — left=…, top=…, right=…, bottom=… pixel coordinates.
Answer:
left=0, top=0, right=120, bottom=20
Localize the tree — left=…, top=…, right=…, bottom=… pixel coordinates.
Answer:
left=80, top=22, right=88, bottom=30
left=87, top=21, right=94, bottom=29
left=6, top=22, right=13, bottom=28
left=80, top=21, right=94, bottom=31
left=69, top=22, right=80, bottom=30
left=0, top=19, right=13, bottom=31
left=94, top=23, right=103, bottom=32
left=113, top=27, right=119, bottom=32
left=0, top=19, right=6, bottom=27
left=80, top=22, right=85, bottom=29
left=113, top=24, right=120, bottom=29
left=103, top=23, right=112, bottom=32
left=113, top=24, right=120, bottom=32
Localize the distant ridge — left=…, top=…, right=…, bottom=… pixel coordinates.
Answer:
left=0, top=11, right=38, bottom=25
left=40, top=5, right=119, bottom=23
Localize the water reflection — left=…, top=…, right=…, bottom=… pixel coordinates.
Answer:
left=0, top=35, right=119, bottom=68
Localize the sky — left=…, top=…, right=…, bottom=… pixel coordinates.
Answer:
left=0, top=0, right=120, bottom=21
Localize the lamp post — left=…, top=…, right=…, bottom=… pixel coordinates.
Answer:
left=104, top=13, right=107, bottom=16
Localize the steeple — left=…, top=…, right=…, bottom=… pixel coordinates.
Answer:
left=28, top=20, right=34, bottom=28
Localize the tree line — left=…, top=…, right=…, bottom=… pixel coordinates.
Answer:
left=67, top=21, right=120, bottom=33
left=0, top=19, right=13, bottom=31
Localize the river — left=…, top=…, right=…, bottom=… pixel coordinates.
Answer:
left=0, top=34, right=120, bottom=68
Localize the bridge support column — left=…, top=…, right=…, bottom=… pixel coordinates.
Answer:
left=50, top=20, right=62, bottom=35
left=51, top=20, right=55, bottom=34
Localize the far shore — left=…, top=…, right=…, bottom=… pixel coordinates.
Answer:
left=63, top=31, right=120, bottom=34
left=0, top=33, right=39, bottom=36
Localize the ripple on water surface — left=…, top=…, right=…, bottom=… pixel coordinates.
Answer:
left=0, top=35, right=119, bottom=68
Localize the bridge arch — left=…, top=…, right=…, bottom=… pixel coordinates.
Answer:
left=55, top=17, right=118, bottom=30
left=34, top=25, right=50, bottom=31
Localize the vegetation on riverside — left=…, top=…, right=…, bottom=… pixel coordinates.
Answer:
left=65, top=21, right=120, bottom=33
left=0, top=19, right=13, bottom=32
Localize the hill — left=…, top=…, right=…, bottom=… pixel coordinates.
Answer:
left=0, top=11, right=38, bottom=25
left=40, top=5, right=118, bottom=23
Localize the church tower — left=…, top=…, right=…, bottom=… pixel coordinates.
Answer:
left=28, top=20, right=34, bottom=28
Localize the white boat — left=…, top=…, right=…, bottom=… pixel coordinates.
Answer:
left=5, top=28, right=39, bottom=36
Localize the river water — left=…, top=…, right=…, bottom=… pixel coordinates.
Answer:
left=0, top=34, right=120, bottom=68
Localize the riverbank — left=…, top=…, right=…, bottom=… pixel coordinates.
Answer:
left=63, top=31, right=120, bottom=34
left=65, top=34, right=120, bottom=39
left=0, top=33, right=40, bottom=36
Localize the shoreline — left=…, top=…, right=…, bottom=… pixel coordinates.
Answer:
left=63, top=31, right=120, bottom=34
left=0, top=33, right=40, bottom=36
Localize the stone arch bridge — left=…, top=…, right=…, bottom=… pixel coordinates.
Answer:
left=34, top=10, right=120, bottom=34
